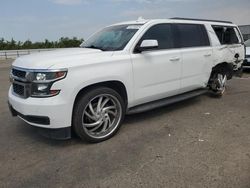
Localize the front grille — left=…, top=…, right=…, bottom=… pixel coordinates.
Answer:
left=11, top=68, right=30, bottom=98
left=12, top=69, right=26, bottom=79
left=13, top=83, right=25, bottom=97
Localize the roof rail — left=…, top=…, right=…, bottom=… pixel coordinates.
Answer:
left=170, top=17, right=233, bottom=24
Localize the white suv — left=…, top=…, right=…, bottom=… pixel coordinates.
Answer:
left=8, top=18, right=245, bottom=142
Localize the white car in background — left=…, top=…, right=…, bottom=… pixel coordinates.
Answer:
left=243, top=39, right=250, bottom=69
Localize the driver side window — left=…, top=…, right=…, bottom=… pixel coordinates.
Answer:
left=136, top=24, right=174, bottom=51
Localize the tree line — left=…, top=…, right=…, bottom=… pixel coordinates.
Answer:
left=0, top=37, right=84, bottom=50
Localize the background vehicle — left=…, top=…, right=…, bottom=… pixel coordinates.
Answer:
left=243, top=39, right=250, bottom=69
left=8, top=18, right=245, bottom=142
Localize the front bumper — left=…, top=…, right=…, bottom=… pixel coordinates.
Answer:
left=8, top=97, right=72, bottom=140
left=9, top=102, right=71, bottom=139
left=8, top=102, right=50, bottom=125
left=8, top=86, right=73, bottom=138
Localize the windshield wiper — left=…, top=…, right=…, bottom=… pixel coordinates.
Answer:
left=84, top=45, right=105, bottom=51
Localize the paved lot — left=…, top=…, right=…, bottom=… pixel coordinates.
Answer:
left=1, top=60, right=250, bottom=188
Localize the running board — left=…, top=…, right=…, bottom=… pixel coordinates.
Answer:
left=127, top=89, right=208, bottom=115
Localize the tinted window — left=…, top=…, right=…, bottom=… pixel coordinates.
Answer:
left=233, top=28, right=242, bottom=43
left=213, top=27, right=224, bottom=43
left=174, top=24, right=210, bottom=48
left=212, top=26, right=240, bottom=44
left=137, top=24, right=174, bottom=50
left=224, top=28, right=239, bottom=44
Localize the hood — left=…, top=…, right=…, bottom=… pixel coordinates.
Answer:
left=12, top=48, right=114, bottom=69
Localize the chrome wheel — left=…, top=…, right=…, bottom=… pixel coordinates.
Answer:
left=211, top=73, right=227, bottom=95
left=82, top=94, right=122, bottom=139
left=216, top=73, right=227, bottom=93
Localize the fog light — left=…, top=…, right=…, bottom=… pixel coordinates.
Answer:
left=37, top=84, right=49, bottom=91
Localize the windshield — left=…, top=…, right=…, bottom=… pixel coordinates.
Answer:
left=81, top=24, right=142, bottom=51
left=245, top=39, right=250, bottom=47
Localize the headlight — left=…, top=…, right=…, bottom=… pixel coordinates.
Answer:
left=30, top=70, right=67, bottom=97
left=36, top=73, right=46, bottom=81
left=32, top=71, right=67, bottom=82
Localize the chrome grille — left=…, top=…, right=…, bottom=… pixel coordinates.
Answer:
left=11, top=68, right=30, bottom=98
left=12, top=69, right=26, bottom=79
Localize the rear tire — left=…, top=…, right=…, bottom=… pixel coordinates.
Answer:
left=73, top=87, right=126, bottom=143
left=209, top=71, right=227, bottom=97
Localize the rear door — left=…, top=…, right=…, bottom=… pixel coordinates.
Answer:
left=172, top=23, right=213, bottom=92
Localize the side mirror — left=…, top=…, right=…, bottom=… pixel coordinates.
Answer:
left=136, top=40, right=158, bottom=52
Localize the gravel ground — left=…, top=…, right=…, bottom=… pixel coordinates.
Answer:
left=0, top=61, right=250, bottom=188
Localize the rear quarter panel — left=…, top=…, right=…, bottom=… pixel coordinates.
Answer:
left=206, top=24, right=245, bottom=69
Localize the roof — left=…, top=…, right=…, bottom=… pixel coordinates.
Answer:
left=170, top=17, right=233, bottom=24
left=111, top=17, right=236, bottom=27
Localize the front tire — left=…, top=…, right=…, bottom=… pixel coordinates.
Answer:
left=73, top=87, right=126, bottom=143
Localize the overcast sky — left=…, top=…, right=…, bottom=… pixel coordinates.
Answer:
left=1, top=0, right=250, bottom=41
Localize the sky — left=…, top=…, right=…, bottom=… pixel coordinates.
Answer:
left=1, top=0, right=250, bottom=42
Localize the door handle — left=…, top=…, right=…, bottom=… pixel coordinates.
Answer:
left=169, top=57, right=180, bottom=61
left=219, top=46, right=227, bottom=50
left=204, top=54, right=212, bottom=57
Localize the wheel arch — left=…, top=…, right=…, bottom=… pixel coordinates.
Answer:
left=211, top=62, right=234, bottom=80
left=72, top=80, right=128, bottom=113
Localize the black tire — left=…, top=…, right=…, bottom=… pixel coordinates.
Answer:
left=73, top=87, right=126, bottom=143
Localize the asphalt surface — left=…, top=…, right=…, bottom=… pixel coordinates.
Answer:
left=1, top=60, right=250, bottom=188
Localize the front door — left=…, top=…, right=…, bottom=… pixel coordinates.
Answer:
left=130, top=24, right=182, bottom=105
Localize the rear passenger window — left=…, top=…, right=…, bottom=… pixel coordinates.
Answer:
left=137, top=24, right=174, bottom=50
left=174, top=24, right=210, bottom=48
left=234, top=28, right=242, bottom=44
left=212, top=26, right=240, bottom=44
